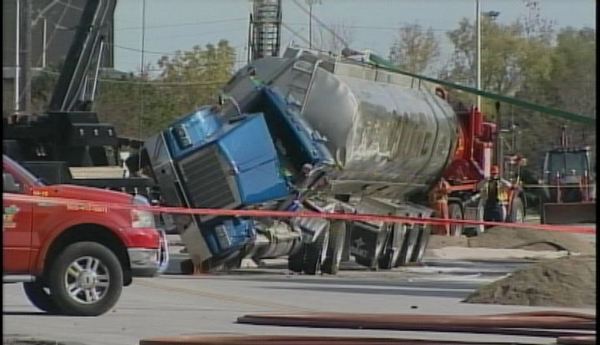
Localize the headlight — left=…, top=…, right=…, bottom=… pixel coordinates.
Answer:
left=131, top=195, right=155, bottom=228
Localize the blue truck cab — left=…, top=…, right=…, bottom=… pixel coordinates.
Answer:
left=142, top=87, right=333, bottom=270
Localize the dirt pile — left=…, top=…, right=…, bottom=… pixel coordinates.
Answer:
left=468, top=226, right=596, bottom=254
left=428, top=226, right=595, bottom=255
left=464, top=255, right=596, bottom=307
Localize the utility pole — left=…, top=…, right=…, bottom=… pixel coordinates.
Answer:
left=305, top=0, right=321, bottom=50
left=23, top=0, right=32, bottom=113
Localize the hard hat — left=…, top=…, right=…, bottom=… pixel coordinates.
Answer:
left=490, top=165, right=499, bottom=175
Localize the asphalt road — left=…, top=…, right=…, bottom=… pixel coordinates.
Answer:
left=3, top=258, right=595, bottom=345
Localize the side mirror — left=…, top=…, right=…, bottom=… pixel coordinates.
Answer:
left=3, top=173, right=21, bottom=193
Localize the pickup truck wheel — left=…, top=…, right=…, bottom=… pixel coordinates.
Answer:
left=48, top=242, right=123, bottom=316
left=23, top=282, right=58, bottom=313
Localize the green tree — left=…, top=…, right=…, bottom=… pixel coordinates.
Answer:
left=388, top=23, right=439, bottom=74
left=95, top=40, right=236, bottom=138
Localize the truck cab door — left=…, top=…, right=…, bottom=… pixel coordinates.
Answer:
left=3, top=171, right=33, bottom=273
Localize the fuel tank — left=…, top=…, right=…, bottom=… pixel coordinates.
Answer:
left=223, top=48, right=459, bottom=199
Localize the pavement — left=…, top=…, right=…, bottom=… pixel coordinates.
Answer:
left=4, top=222, right=595, bottom=345
left=3, top=254, right=595, bottom=345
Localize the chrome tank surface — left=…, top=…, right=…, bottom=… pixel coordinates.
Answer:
left=223, top=48, right=459, bottom=200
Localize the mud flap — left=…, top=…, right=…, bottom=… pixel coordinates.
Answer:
left=542, top=202, right=596, bottom=224
left=348, top=221, right=388, bottom=270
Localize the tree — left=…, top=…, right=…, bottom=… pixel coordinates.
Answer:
left=94, top=40, right=237, bottom=138
left=388, top=23, right=439, bottom=74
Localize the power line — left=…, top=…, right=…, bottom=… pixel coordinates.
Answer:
left=117, top=18, right=248, bottom=31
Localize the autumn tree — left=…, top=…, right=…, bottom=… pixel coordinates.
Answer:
left=388, top=23, right=439, bottom=74
left=95, top=40, right=237, bottom=138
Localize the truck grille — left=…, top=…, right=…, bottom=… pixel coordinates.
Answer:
left=178, top=146, right=239, bottom=210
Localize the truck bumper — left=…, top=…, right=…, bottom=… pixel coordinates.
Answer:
left=128, top=229, right=169, bottom=277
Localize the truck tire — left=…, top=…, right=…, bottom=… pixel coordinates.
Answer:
left=378, top=224, right=405, bottom=270
left=288, top=246, right=305, bottom=273
left=448, top=203, right=464, bottom=236
left=303, top=232, right=328, bottom=275
left=23, top=282, right=58, bottom=313
left=321, top=222, right=346, bottom=275
left=410, top=226, right=431, bottom=263
left=47, top=242, right=123, bottom=316
left=395, top=226, right=419, bottom=266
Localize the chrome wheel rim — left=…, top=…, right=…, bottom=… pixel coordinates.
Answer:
left=64, top=256, right=110, bottom=304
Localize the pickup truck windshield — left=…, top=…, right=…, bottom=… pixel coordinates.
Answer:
left=3, top=155, right=45, bottom=187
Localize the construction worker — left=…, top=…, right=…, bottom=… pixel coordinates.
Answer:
left=429, top=178, right=450, bottom=235
left=477, top=165, right=511, bottom=223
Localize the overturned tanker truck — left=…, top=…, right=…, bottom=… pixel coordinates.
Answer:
left=134, top=47, right=526, bottom=274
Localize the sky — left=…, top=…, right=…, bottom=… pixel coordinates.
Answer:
left=113, top=0, right=596, bottom=74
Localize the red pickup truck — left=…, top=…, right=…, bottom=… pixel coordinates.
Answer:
left=3, top=155, right=168, bottom=316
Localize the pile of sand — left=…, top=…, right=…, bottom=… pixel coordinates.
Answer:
left=464, top=255, right=596, bottom=307
left=428, top=226, right=595, bottom=255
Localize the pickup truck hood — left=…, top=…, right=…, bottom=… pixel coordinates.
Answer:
left=34, top=185, right=134, bottom=205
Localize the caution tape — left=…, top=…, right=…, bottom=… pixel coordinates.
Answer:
left=3, top=193, right=595, bottom=234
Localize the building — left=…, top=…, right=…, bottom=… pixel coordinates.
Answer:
left=2, top=0, right=114, bottom=115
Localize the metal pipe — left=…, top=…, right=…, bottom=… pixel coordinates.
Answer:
left=42, top=18, right=47, bottom=68
left=475, top=0, right=481, bottom=110
left=15, top=0, right=20, bottom=112
left=90, top=40, right=105, bottom=103
left=23, top=0, right=32, bottom=113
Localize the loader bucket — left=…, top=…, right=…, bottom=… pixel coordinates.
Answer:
left=542, top=201, right=596, bottom=224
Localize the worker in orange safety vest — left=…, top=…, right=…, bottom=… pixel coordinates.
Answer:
left=429, top=178, right=451, bottom=235
left=477, top=165, right=511, bottom=223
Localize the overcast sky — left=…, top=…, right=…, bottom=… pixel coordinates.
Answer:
left=114, top=0, right=596, bottom=74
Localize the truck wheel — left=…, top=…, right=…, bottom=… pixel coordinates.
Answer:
left=303, top=232, right=328, bottom=275
left=321, top=222, right=346, bottom=275
left=509, top=196, right=525, bottom=223
left=410, top=226, right=431, bottom=263
left=47, top=242, right=123, bottom=316
left=395, top=226, right=419, bottom=266
left=448, top=203, right=464, bottom=236
left=288, top=246, right=305, bottom=273
left=23, top=282, right=58, bottom=313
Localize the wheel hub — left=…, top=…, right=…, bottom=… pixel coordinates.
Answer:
left=65, top=256, right=110, bottom=304
left=77, top=271, right=98, bottom=289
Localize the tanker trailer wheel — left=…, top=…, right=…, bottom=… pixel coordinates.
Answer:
left=288, top=245, right=305, bottom=273
left=322, top=221, right=347, bottom=275
left=302, top=231, right=329, bottom=275
left=395, top=225, right=419, bottom=266
left=23, top=282, right=59, bottom=313
left=448, top=202, right=464, bottom=236
left=508, top=195, right=526, bottom=223
left=410, top=225, right=431, bottom=264
left=47, top=242, right=123, bottom=316
left=378, top=224, right=405, bottom=270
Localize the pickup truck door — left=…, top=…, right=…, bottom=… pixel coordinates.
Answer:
left=3, top=171, right=33, bottom=273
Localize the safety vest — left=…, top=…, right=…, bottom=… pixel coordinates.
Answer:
left=485, top=179, right=508, bottom=204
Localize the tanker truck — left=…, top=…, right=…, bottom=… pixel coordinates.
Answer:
left=134, top=47, right=526, bottom=274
